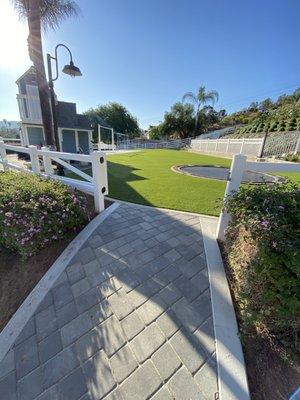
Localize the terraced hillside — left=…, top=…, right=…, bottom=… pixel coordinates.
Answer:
left=223, top=90, right=300, bottom=138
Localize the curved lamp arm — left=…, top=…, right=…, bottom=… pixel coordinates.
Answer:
left=51, top=43, right=73, bottom=82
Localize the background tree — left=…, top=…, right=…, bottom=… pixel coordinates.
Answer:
left=159, top=102, right=195, bottom=139
left=148, top=125, right=161, bottom=140
left=85, top=102, right=140, bottom=139
left=12, top=0, right=79, bottom=146
left=182, top=85, right=219, bottom=133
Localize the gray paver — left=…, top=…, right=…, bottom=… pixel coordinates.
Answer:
left=168, top=367, right=206, bottom=400
left=195, top=354, right=218, bottom=400
left=66, top=262, right=85, bottom=285
left=170, top=328, right=207, bottom=374
left=75, top=286, right=104, bottom=314
left=2, top=203, right=216, bottom=400
left=17, top=367, right=43, bottom=400
left=130, top=323, right=165, bottom=363
left=136, top=295, right=166, bottom=325
left=82, top=350, right=116, bottom=400
left=156, top=310, right=181, bottom=339
left=151, top=387, right=173, bottom=400
left=97, top=316, right=126, bottom=356
left=109, top=345, right=138, bottom=383
left=52, top=282, right=74, bottom=310
left=57, top=367, right=87, bottom=400
left=0, top=371, right=17, bottom=400
left=38, top=331, right=62, bottom=363
left=35, top=305, right=58, bottom=342
left=60, top=312, right=93, bottom=347
left=42, top=345, right=79, bottom=389
left=75, top=326, right=103, bottom=363
left=71, top=277, right=91, bottom=298
left=121, top=312, right=144, bottom=340
left=15, top=317, right=36, bottom=346
left=15, top=336, right=39, bottom=379
left=108, top=289, right=133, bottom=320
left=56, top=301, right=78, bottom=328
left=152, top=342, right=181, bottom=381
left=120, top=360, right=161, bottom=400
left=0, top=349, right=14, bottom=380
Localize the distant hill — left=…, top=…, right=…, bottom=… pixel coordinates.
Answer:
left=222, top=90, right=300, bottom=138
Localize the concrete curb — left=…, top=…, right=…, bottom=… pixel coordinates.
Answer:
left=0, top=202, right=120, bottom=362
left=199, top=216, right=250, bottom=400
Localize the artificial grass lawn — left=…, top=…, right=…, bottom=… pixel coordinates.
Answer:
left=68, top=149, right=300, bottom=216
left=107, top=150, right=230, bottom=215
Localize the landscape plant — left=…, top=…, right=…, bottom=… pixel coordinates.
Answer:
left=224, top=181, right=300, bottom=349
left=0, top=171, right=89, bottom=258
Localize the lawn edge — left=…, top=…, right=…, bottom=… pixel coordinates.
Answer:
left=106, top=196, right=219, bottom=219
left=199, top=216, right=250, bottom=400
left=0, top=202, right=120, bottom=362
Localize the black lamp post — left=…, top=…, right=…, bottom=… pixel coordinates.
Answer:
left=46, top=44, right=82, bottom=150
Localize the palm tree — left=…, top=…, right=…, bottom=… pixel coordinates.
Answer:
left=182, top=85, right=219, bottom=134
left=12, top=0, right=79, bottom=146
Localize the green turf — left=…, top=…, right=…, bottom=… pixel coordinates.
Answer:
left=106, top=150, right=231, bottom=216
left=68, top=149, right=300, bottom=216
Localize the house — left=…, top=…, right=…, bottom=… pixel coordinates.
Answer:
left=16, top=67, right=96, bottom=154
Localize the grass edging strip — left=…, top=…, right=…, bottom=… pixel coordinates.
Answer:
left=200, top=216, right=250, bottom=400
left=0, top=202, right=120, bottom=362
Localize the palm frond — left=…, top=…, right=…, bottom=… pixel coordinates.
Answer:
left=182, top=92, right=197, bottom=104
left=11, top=0, right=80, bottom=30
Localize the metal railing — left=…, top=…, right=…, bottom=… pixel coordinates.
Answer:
left=0, top=141, right=108, bottom=213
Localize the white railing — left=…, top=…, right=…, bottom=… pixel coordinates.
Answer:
left=117, top=138, right=189, bottom=150
left=190, top=137, right=264, bottom=157
left=0, top=141, right=108, bottom=213
left=217, top=154, right=300, bottom=240
left=263, top=131, right=300, bottom=157
left=16, top=94, right=42, bottom=124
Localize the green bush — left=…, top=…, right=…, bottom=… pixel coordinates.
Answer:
left=224, top=181, right=300, bottom=348
left=284, top=153, right=300, bottom=162
left=0, top=171, right=90, bottom=258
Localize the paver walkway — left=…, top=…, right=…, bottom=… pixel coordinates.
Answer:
left=0, top=203, right=218, bottom=400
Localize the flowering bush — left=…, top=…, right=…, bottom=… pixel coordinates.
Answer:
left=0, top=171, right=90, bottom=258
left=224, top=181, right=300, bottom=347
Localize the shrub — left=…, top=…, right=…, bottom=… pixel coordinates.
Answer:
left=224, top=181, right=300, bottom=348
left=284, top=153, right=300, bottom=162
left=0, top=171, right=90, bottom=258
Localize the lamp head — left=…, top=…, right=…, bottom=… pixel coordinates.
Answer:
left=62, top=60, right=82, bottom=77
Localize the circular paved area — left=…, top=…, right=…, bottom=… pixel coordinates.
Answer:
left=176, top=165, right=282, bottom=183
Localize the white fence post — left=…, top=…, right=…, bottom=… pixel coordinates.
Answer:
left=216, top=154, right=247, bottom=241
left=226, top=139, right=230, bottom=153
left=91, top=151, right=108, bottom=213
left=28, top=145, right=40, bottom=173
left=240, top=138, right=245, bottom=153
left=0, top=140, right=8, bottom=171
left=41, top=146, right=54, bottom=175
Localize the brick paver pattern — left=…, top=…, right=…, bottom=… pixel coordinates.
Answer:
left=0, top=203, right=218, bottom=400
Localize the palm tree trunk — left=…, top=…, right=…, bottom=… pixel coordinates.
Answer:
left=27, top=0, right=54, bottom=146
left=194, top=103, right=200, bottom=134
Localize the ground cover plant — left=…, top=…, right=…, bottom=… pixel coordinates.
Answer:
left=224, top=181, right=300, bottom=346
left=0, top=171, right=90, bottom=258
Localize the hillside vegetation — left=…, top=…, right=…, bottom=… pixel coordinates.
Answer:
left=223, top=90, right=300, bottom=138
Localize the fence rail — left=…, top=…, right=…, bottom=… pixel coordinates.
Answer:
left=0, top=141, right=108, bottom=213
left=190, top=137, right=264, bottom=157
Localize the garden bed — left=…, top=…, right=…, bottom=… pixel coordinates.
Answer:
left=220, top=181, right=300, bottom=399
left=0, top=171, right=112, bottom=332
left=220, top=243, right=300, bottom=400
left=0, top=196, right=115, bottom=332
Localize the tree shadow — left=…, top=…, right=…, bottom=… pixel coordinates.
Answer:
left=65, top=202, right=249, bottom=399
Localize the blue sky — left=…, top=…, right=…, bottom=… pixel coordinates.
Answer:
left=1, top=0, right=300, bottom=128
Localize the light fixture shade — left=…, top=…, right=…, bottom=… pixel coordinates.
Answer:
left=62, top=61, right=82, bottom=77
